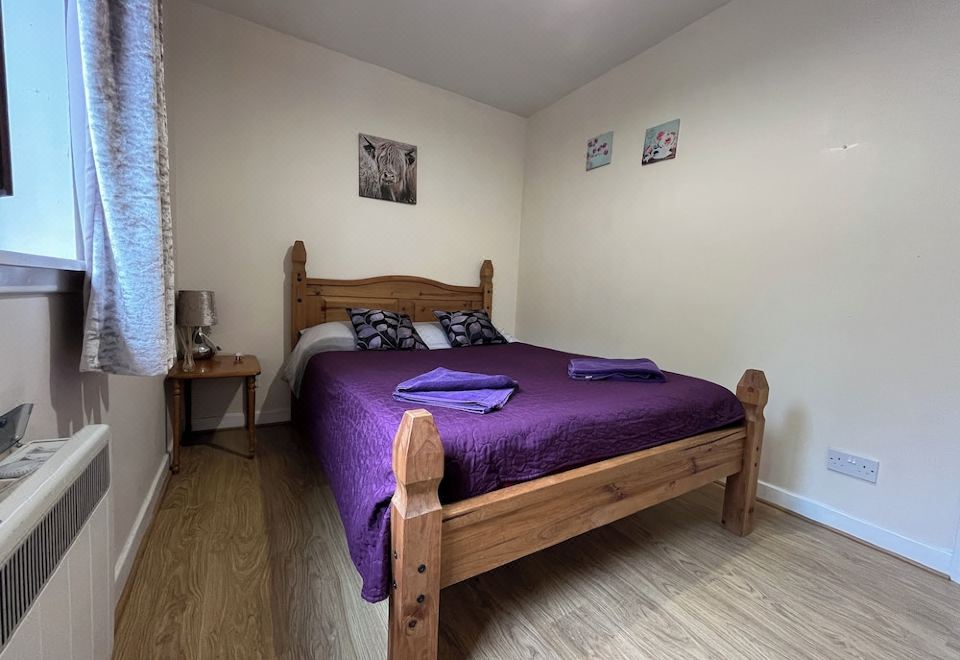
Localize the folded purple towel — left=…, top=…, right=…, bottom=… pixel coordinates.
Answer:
left=568, top=357, right=666, bottom=382
left=394, top=367, right=518, bottom=414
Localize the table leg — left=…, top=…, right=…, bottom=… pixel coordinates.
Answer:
left=171, top=380, right=182, bottom=474
left=245, top=375, right=257, bottom=458
left=184, top=380, right=193, bottom=435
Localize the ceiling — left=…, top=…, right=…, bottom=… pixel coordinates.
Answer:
left=191, top=0, right=730, bottom=117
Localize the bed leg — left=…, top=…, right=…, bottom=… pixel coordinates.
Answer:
left=389, top=410, right=444, bottom=660
left=722, top=369, right=769, bottom=536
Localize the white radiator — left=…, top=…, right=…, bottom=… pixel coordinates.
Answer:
left=0, top=425, right=112, bottom=660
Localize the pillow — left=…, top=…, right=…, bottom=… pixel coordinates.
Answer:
left=432, top=310, right=507, bottom=347
left=348, top=308, right=427, bottom=351
left=282, top=321, right=357, bottom=394
left=413, top=322, right=452, bottom=350
left=297, top=320, right=357, bottom=347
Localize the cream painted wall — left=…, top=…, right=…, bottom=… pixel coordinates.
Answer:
left=0, top=294, right=168, bottom=596
left=518, top=0, right=960, bottom=558
left=165, top=0, right=527, bottom=427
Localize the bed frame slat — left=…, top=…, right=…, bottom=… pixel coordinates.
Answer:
left=442, top=426, right=746, bottom=525
left=440, top=426, right=747, bottom=587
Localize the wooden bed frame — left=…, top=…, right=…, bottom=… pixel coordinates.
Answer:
left=289, top=240, right=768, bottom=660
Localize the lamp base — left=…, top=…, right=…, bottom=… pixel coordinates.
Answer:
left=177, top=326, right=220, bottom=370
left=192, top=326, right=219, bottom=360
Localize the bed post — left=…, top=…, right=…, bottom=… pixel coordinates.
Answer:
left=722, top=369, right=769, bottom=536
left=480, top=259, right=493, bottom=316
left=389, top=410, right=444, bottom=660
left=291, top=240, right=307, bottom=351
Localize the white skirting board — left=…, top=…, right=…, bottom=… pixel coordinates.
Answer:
left=951, top=514, right=960, bottom=582
left=191, top=407, right=289, bottom=432
left=756, top=480, right=956, bottom=579
left=113, top=454, right=169, bottom=603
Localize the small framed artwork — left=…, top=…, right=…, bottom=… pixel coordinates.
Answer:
left=586, top=131, right=613, bottom=171
left=359, top=133, right=417, bottom=204
left=642, top=119, right=680, bottom=166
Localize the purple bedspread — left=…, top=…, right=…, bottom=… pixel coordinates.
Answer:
left=296, top=343, right=744, bottom=603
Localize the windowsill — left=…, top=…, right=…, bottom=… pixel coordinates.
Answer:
left=0, top=250, right=84, bottom=295
left=0, top=250, right=84, bottom=271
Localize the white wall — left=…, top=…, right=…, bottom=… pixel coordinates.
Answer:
left=0, top=0, right=79, bottom=260
left=0, top=294, right=168, bottom=598
left=518, top=0, right=960, bottom=566
left=165, top=0, right=527, bottom=427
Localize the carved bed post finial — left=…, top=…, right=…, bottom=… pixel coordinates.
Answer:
left=291, top=241, right=307, bottom=351
left=480, top=259, right=493, bottom=316
left=292, top=240, right=307, bottom=271
left=722, top=369, right=769, bottom=536
left=389, top=409, right=444, bottom=660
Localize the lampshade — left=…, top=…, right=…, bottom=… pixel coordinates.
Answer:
left=176, top=290, right=217, bottom=327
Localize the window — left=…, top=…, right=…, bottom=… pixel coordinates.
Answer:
left=0, top=6, right=11, bottom=197
left=0, top=0, right=82, bottom=270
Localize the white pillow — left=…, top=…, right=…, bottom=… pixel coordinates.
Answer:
left=414, top=321, right=519, bottom=348
left=413, top=322, right=452, bottom=350
left=283, top=321, right=356, bottom=392
left=297, top=320, right=356, bottom=348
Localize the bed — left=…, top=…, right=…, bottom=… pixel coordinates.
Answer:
left=288, top=240, right=768, bottom=660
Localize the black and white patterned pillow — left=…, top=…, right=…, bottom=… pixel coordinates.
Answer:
left=347, top=309, right=427, bottom=351
left=432, top=310, right=507, bottom=347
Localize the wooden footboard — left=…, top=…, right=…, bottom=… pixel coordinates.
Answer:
left=389, top=411, right=444, bottom=659
left=388, top=370, right=769, bottom=660
left=721, top=369, right=769, bottom=535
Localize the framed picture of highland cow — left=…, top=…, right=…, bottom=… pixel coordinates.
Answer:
left=359, top=133, right=417, bottom=204
left=642, top=119, right=680, bottom=166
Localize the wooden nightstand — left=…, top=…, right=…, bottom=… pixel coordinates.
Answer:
left=166, top=355, right=261, bottom=474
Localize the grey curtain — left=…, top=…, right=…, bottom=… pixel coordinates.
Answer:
left=75, top=0, right=175, bottom=375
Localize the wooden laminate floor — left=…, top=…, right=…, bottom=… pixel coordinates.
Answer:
left=114, top=425, right=960, bottom=659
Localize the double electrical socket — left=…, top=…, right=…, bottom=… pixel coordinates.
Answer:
left=827, top=449, right=879, bottom=483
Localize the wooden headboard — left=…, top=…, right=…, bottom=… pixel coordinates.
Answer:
left=290, top=240, right=493, bottom=349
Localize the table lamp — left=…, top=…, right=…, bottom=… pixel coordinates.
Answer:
left=176, top=290, right=219, bottom=371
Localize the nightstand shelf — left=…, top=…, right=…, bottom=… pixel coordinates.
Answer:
left=166, top=355, right=261, bottom=473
